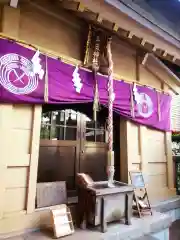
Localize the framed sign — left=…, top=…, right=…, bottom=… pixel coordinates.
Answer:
left=129, top=171, right=145, bottom=188
left=129, top=171, right=152, bottom=218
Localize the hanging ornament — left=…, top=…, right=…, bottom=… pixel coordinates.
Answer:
left=133, top=83, right=140, bottom=104
left=92, top=34, right=100, bottom=121
left=30, top=50, right=44, bottom=80
left=72, top=66, right=83, bottom=93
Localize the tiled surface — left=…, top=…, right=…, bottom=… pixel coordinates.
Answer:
left=6, top=223, right=180, bottom=240
left=5, top=212, right=172, bottom=240
left=5, top=198, right=180, bottom=240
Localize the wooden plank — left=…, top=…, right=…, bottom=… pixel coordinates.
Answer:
left=120, top=119, right=128, bottom=183
left=142, top=53, right=180, bottom=93
left=139, top=126, right=148, bottom=174
left=4, top=188, right=27, bottom=213
left=1, top=5, right=20, bottom=38
left=27, top=105, right=42, bottom=214
left=60, top=1, right=80, bottom=11
left=36, top=182, right=67, bottom=208
left=148, top=162, right=167, bottom=175
left=12, top=105, right=33, bottom=130
left=148, top=174, right=167, bottom=188
left=0, top=5, right=20, bottom=219
left=131, top=163, right=140, bottom=171
left=0, top=105, right=13, bottom=219
left=7, top=153, right=30, bottom=167
left=127, top=31, right=133, bottom=39
left=11, top=129, right=31, bottom=153
left=165, top=131, right=174, bottom=189
left=6, top=167, right=28, bottom=188
left=162, top=83, right=174, bottom=190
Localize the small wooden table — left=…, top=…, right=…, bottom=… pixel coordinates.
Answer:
left=77, top=181, right=134, bottom=232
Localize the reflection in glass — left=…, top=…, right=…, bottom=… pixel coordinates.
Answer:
left=41, top=110, right=78, bottom=141
left=40, top=110, right=106, bottom=143
left=96, top=128, right=105, bottom=142
left=65, top=127, right=77, bottom=140
left=86, top=129, right=95, bottom=142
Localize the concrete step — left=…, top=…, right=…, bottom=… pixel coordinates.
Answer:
left=152, top=196, right=180, bottom=213
left=5, top=211, right=172, bottom=240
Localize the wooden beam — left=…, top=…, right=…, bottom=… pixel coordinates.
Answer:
left=96, top=14, right=103, bottom=23
left=105, top=0, right=180, bottom=50
left=127, top=31, right=133, bottom=39
left=60, top=1, right=80, bottom=11
left=113, top=23, right=119, bottom=32
left=77, top=2, right=85, bottom=12
left=2, top=5, right=20, bottom=38
left=141, top=54, right=180, bottom=94
left=152, top=45, right=156, bottom=52
left=172, top=56, right=177, bottom=62
left=32, top=0, right=180, bottom=67
left=80, top=10, right=98, bottom=22
left=141, top=53, right=148, bottom=66
left=162, top=51, right=168, bottom=57
left=0, top=105, right=13, bottom=219
left=140, top=39, right=146, bottom=46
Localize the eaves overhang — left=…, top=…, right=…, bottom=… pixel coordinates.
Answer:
left=105, top=0, right=180, bottom=50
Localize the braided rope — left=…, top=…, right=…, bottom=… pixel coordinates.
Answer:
left=107, top=37, right=114, bottom=152
left=44, top=55, right=48, bottom=103
left=92, top=34, right=100, bottom=121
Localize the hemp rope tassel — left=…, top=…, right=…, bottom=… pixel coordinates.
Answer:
left=93, top=72, right=100, bottom=121
left=44, top=55, right=49, bottom=103
left=107, top=36, right=115, bottom=187
left=107, top=37, right=114, bottom=153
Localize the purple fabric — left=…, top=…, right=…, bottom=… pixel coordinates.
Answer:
left=0, top=39, right=171, bottom=131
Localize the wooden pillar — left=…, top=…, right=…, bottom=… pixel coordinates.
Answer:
left=120, top=119, right=128, bottom=183
left=27, top=106, right=42, bottom=214
left=162, top=83, right=175, bottom=192
left=136, top=51, right=147, bottom=173
left=0, top=106, right=13, bottom=219
left=165, top=132, right=174, bottom=189
left=0, top=5, right=20, bottom=220
left=139, top=126, right=148, bottom=174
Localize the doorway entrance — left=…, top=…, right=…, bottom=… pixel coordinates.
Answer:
left=37, top=104, right=121, bottom=205
left=38, top=106, right=108, bottom=197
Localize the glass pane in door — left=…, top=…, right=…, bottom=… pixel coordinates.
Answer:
left=84, top=114, right=106, bottom=143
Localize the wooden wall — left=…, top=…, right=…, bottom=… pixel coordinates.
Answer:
left=0, top=1, right=177, bottom=237
left=119, top=59, right=175, bottom=202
